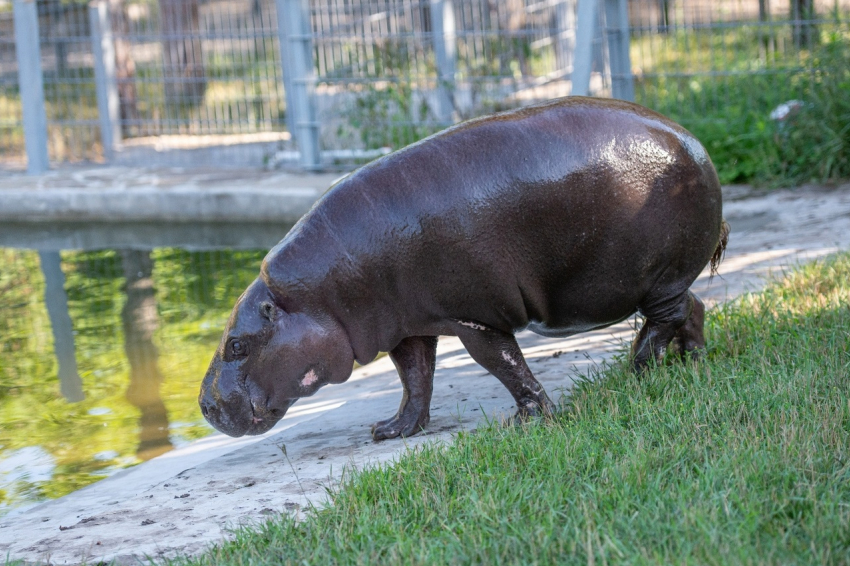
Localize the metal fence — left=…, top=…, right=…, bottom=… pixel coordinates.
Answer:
left=630, top=1, right=850, bottom=119
left=1, top=0, right=848, bottom=172
left=1, top=0, right=291, bottom=170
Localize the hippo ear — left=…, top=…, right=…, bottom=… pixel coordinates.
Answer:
left=259, top=301, right=277, bottom=321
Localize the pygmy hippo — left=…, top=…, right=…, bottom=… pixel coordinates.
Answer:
left=199, top=96, right=729, bottom=441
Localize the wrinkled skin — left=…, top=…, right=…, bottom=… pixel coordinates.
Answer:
left=199, top=96, right=728, bottom=441
left=199, top=278, right=353, bottom=437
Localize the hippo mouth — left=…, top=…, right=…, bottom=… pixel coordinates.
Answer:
left=204, top=404, right=281, bottom=437
left=199, top=385, right=283, bottom=437
left=199, top=363, right=297, bottom=437
left=243, top=408, right=279, bottom=435
left=244, top=415, right=278, bottom=435
left=242, top=397, right=295, bottom=436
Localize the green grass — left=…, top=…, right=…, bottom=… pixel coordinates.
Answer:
left=169, top=253, right=850, bottom=565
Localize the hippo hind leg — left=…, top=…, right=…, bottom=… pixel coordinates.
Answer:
left=667, top=292, right=707, bottom=361
left=371, top=335, right=438, bottom=441
left=455, top=322, right=555, bottom=420
left=632, top=289, right=704, bottom=371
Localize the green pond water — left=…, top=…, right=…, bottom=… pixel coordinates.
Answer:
left=0, top=240, right=270, bottom=516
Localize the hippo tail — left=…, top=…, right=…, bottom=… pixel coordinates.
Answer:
left=709, top=220, right=731, bottom=277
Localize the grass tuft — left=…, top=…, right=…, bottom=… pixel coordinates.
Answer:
left=173, top=253, right=850, bottom=565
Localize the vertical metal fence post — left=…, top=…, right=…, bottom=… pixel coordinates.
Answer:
left=90, top=0, right=122, bottom=160
left=572, top=0, right=598, bottom=96
left=276, top=0, right=321, bottom=170
left=604, top=0, right=634, bottom=101
left=275, top=0, right=297, bottom=143
left=430, top=0, right=456, bottom=124
left=13, top=0, right=49, bottom=174
left=553, top=0, right=575, bottom=77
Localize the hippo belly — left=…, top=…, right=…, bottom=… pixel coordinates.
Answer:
left=400, top=156, right=720, bottom=341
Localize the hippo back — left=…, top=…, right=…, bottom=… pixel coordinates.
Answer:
left=262, top=97, right=722, bottom=352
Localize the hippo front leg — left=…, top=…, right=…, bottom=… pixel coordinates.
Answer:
left=371, top=335, right=438, bottom=441
left=454, top=321, right=555, bottom=420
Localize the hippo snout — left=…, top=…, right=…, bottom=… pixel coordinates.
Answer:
left=199, top=361, right=293, bottom=437
left=199, top=378, right=251, bottom=437
left=198, top=359, right=256, bottom=437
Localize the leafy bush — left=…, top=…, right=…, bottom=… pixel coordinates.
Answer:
left=764, top=32, right=850, bottom=184
left=346, top=82, right=441, bottom=150
left=639, top=30, right=850, bottom=186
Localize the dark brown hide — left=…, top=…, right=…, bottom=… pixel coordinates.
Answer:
left=199, top=96, right=727, bottom=440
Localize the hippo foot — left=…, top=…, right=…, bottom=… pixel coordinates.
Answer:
left=371, top=413, right=430, bottom=441
left=667, top=336, right=705, bottom=362
left=508, top=398, right=556, bottom=425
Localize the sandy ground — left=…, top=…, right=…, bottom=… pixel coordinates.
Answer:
left=1, top=183, right=850, bottom=565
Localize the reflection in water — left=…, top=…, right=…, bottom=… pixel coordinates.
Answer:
left=1, top=245, right=265, bottom=514
left=38, top=251, right=84, bottom=403
left=0, top=447, right=56, bottom=497
left=121, top=250, right=174, bottom=461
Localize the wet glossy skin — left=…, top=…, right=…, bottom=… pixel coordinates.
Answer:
left=199, top=96, right=727, bottom=440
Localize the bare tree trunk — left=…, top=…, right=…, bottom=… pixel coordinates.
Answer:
left=791, top=0, right=817, bottom=48
left=159, top=0, right=207, bottom=106
left=108, top=0, right=141, bottom=135
left=121, top=250, right=173, bottom=462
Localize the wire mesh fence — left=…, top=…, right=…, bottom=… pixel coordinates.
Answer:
left=309, top=0, right=586, bottom=155
left=0, top=0, right=847, bottom=171
left=0, top=9, right=23, bottom=170
left=629, top=0, right=850, bottom=183
left=115, top=0, right=287, bottom=138
left=630, top=0, right=848, bottom=118
left=0, top=0, right=291, bottom=169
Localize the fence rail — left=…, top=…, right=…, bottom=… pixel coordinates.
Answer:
left=0, top=0, right=847, bottom=172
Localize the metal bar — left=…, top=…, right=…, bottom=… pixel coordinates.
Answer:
left=312, top=28, right=560, bottom=42
left=628, top=18, right=846, bottom=32
left=276, top=0, right=321, bottom=170
left=13, top=0, right=49, bottom=174
left=275, top=0, right=297, bottom=141
left=604, top=0, right=634, bottom=101
left=572, top=0, right=598, bottom=96
left=90, top=0, right=122, bottom=160
left=640, top=68, right=810, bottom=78
left=430, top=0, right=456, bottom=123
left=553, top=0, right=575, bottom=75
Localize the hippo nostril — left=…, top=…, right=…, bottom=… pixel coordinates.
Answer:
left=200, top=401, right=217, bottom=419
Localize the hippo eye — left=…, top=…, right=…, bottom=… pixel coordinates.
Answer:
left=229, top=339, right=247, bottom=358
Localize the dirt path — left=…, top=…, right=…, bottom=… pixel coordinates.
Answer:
left=1, top=184, right=849, bottom=565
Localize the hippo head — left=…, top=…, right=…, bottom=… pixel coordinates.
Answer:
left=198, top=277, right=355, bottom=437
